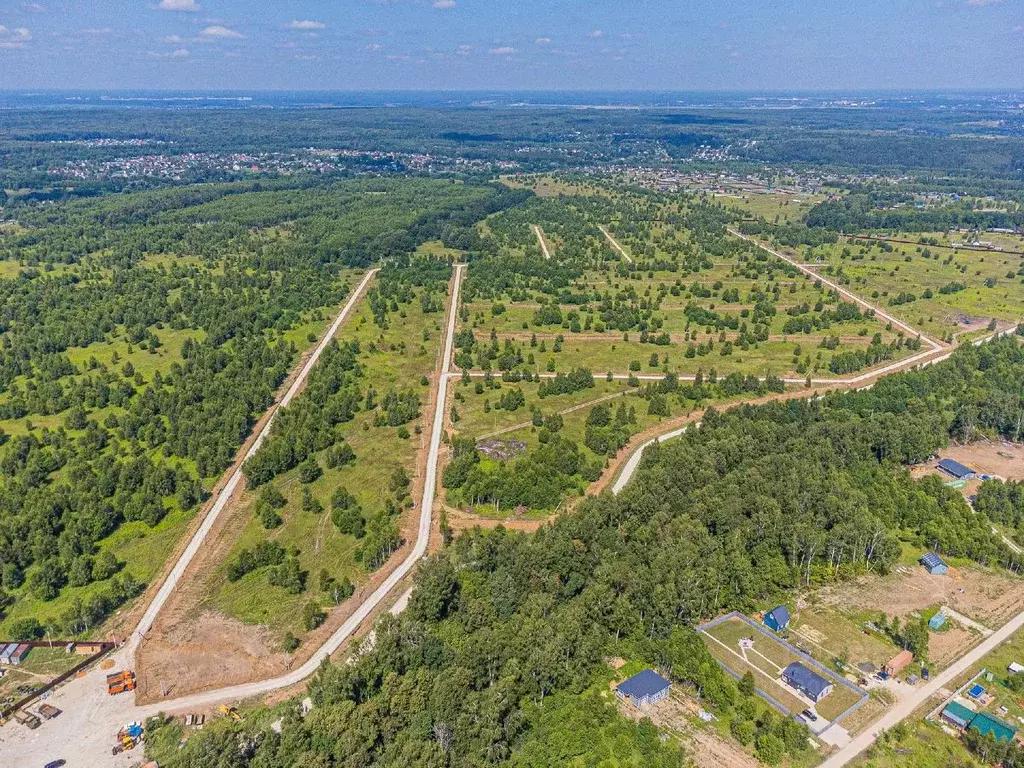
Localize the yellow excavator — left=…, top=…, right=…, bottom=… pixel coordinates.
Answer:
left=216, top=704, right=243, bottom=723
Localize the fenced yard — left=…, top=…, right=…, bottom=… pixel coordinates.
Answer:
left=698, top=612, right=867, bottom=723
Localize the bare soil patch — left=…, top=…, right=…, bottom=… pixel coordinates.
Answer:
left=135, top=612, right=284, bottom=703
left=815, top=565, right=1024, bottom=634
left=941, top=440, right=1024, bottom=481
left=616, top=690, right=760, bottom=768
left=929, top=624, right=978, bottom=668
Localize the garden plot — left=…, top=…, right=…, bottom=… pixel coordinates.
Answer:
left=699, top=613, right=867, bottom=723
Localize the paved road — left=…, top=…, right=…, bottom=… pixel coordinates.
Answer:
left=128, top=268, right=379, bottom=653
left=598, top=224, right=633, bottom=263
left=531, top=224, right=552, bottom=259
left=820, top=606, right=1024, bottom=767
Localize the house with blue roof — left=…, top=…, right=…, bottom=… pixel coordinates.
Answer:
left=764, top=605, right=791, bottom=633
left=616, top=669, right=671, bottom=709
left=921, top=552, right=948, bottom=575
left=782, top=662, right=833, bottom=702
left=938, top=458, right=975, bottom=480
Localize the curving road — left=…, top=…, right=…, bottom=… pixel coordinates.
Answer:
left=0, top=230, right=1018, bottom=766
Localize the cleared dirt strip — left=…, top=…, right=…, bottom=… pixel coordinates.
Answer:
left=598, top=224, right=633, bottom=263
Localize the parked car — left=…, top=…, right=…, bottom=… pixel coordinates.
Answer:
left=44, top=760, right=66, bottom=768
left=801, top=709, right=818, bottom=723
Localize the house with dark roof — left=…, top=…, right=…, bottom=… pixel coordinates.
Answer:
left=938, top=458, right=975, bottom=480
left=920, top=552, right=948, bottom=575
left=781, top=662, right=833, bottom=702
left=763, top=605, right=791, bottom=633
left=616, top=669, right=671, bottom=709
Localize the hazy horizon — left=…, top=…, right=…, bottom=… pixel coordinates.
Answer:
left=1, top=0, right=1022, bottom=92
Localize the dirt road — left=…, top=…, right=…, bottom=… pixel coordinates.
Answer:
left=728, top=228, right=943, bottom=352
left=128, top=268, right=379, bottom=654
left=598, top=224, right=633, bottom=263
left=531, top=224, right=552, bottom=259
left=0, top=265, right=466, bottom=766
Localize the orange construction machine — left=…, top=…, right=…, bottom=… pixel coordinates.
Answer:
left=106, top=670, right=136, bottom=695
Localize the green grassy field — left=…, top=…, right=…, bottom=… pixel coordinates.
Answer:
left=207, top=281, right=447, bottom=639
left=723, top=192, right=826, bottom=224
left=461, top=253, right=908, bottom=379
left=854, top=720, right=982, bottom=767
left=452, top=377, right=636, bottom=440
left=777, top=236, right=1024, bottom=340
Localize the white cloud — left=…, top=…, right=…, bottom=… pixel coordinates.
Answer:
left=456, top=44, right=473, bottom=55
left=0, top=25, right=32, bottom=49
left=433, top=0, right=456, bottom=7
left=365, top=42, right=384, bottom=52
left=157, top=0, right=200, bottom=11
left=22, top=3, right=46, bottom=12
left=289, top=20, right=325, bottom=30
left=1012, top=24, right=1024, bottom=32
left=162, top=34, right=186, bottom=43
left=589, top=29, right=604, bottom=38
left=965, top=0, right=1002, bottom=5
left=200, top=25, right=243, bottom=39
left=489, top=46, right=516, bottom=55
left=535, top=37, right=552, bottom=45
left=148, top=47, right=189, bottom=58
left=621, top=32, right=643, bottom=41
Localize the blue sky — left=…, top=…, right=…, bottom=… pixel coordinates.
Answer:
left=0, top=0, right=1021, bottom=91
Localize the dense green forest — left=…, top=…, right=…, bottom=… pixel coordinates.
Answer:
left=147, top=337, right=1024, bottom=767
left=3, top=100, right=1023, bottom=196
left=0, top=177, right=525, bottom=635
left=806, top=191, right=1024, bottom=233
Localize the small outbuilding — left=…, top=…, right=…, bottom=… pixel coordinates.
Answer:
left=938, top=458, right=975, bottom=480
left=0, top=644, right=16, bottom=664
left=920, top=552, right=949, bottom=575
left=74, top=642, right=104, bottom=655
left=8, top=644, right=30, bottom=665
left=940, top=701, right=975, bottom=730
left=781, top=662, right=833, bottom=702
left=884, top=650, right=914, bottom=677
left=1009, top=662, right=1024, bottom=674
left=763, top=605, right=791, bottom=633
left=616, top=669, right=671, bottom=709
left=928, top=613, right=947, bottom=630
